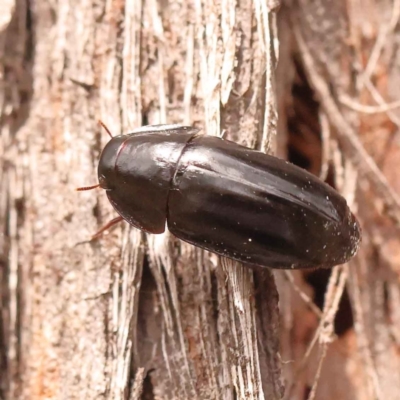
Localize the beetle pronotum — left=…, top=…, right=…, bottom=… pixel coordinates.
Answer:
left=78, top=123, right=361, bottom=269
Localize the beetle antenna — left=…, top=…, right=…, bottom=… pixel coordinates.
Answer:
left=98, top=119, right=114, bottom=138
left=76, top=184, right=100, bottom=191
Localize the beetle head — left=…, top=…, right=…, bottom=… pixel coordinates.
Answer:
left=97, top=135, right=127, bottom=191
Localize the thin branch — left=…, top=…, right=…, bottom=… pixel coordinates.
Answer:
left=318, top=111, right=330, bottom=181
left=283, top=271, right=322, bottom=318
left=306, top=343, right=328, bottom=400
left=306, top=266, right=348, bottom=399
left=339, top=94, right=400, bottom=114
left=348, top=257, right=383, bottom=400
left=359, top=0, right=400, bottom=89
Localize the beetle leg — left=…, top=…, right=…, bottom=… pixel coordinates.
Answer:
left=74, top=216, right=124, bottom=247
left=91, top=216, right=124, bottom=240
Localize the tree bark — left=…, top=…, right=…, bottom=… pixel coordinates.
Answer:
left=2, top=0, right=400, bottom=399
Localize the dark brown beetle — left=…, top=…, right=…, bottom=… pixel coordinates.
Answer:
left=79, top=123, right=361, bottom=269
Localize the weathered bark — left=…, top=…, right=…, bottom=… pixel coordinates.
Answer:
left=2, top=0, right=400, bottom=399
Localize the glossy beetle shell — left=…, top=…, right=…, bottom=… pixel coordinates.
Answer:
left=98, top=125, right=361, bottom=269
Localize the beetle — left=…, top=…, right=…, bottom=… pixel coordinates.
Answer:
left=78, top=123, right=361, bottom=269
